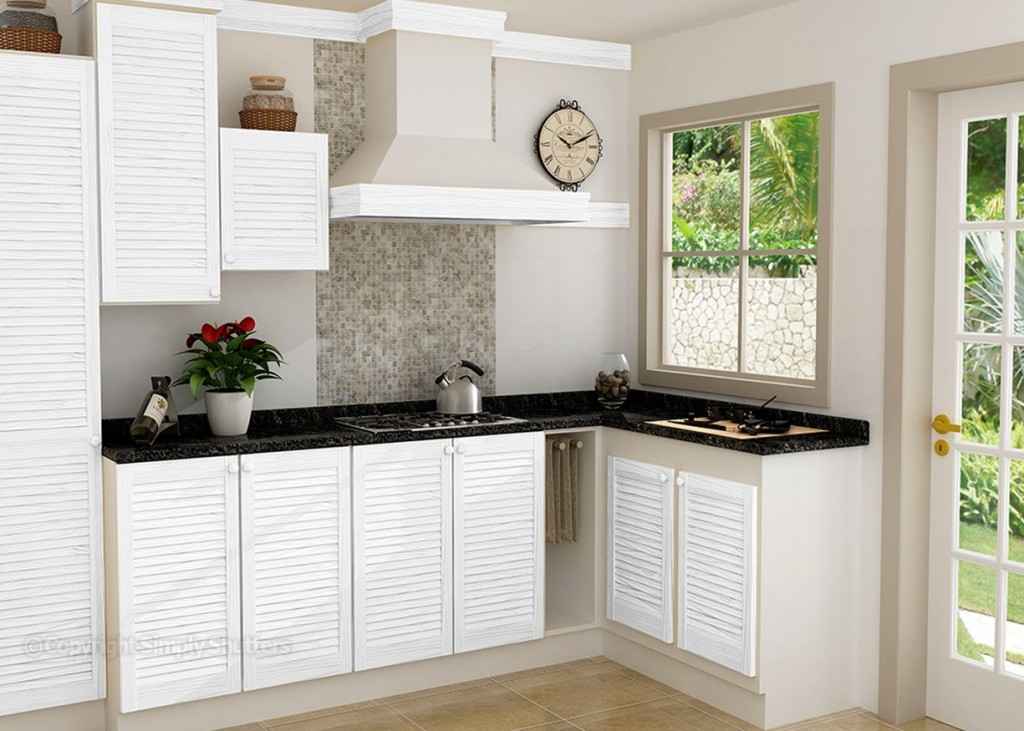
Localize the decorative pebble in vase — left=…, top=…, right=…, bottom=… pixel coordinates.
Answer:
left=595, top=352, right=631, bottom=410
left=239, top=75, right=297, bottom=131
left=0, top=0, right=60, bottom=53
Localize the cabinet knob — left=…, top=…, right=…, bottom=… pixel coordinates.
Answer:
left=90, top=435, right=101, bottom=448
left=445, top=445, right=455, bottom=455
left=210, top=287, right=220, bottom=298
left=228, top=463, right=239, bottom=474
left=660, top=473, right=668, bottom=483
left=676, top=475, right=684, bottom=487
left=456, top=445, right=466, bottom=454
left=224, top=253, right=237, bottom=264
left=242, top=462, right=254, bottom=473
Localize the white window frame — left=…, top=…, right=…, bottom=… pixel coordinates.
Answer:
left=639, top=83, right=834, bottom=407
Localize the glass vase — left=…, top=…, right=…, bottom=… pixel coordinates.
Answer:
left=595, top=352, right=631, bottom=410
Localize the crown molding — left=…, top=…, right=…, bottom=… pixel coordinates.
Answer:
left=79, top=0, right=631, bottom=72
left=218, top=0, right=359, bottom=41
left=357, top=0, right=506, bottom=43
left=494, top=31, right=631, bottom=71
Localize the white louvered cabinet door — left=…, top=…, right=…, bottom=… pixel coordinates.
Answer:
left=606, top=456, right=675, bottom=643
left=353, top=440, right=453, bottom=671
left=97, top=4, right=220, bottom=303
left=116, top=457, right=241, bottom=712
left=453, top=433, right=544, bottom=653
left=0, top=52, right=104, bottom=717
left=240, top=448, right=351, bottom=690
left=221, top=129, right=328, bottom=271
left=678, top=473, right=757, bottom=677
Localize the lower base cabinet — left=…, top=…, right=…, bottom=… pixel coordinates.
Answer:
left=353, top=432, right=545, bottom=670
left=110, top=448, right=351, bottom=712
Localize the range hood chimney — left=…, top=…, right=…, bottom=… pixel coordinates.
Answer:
left=328, top=30, right=590, bottom=224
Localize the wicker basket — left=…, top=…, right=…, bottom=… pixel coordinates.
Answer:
left=0, top=27, right=61, bottom=54
left=239, top=109, right=297, bottom=132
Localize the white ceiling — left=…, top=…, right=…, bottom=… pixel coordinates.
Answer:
left=259, top=0, right=804, bottom=44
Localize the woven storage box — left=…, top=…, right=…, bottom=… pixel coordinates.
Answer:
left=239, top=109, right=297, bottom=132
left=0, top=27, right=60, bottom=53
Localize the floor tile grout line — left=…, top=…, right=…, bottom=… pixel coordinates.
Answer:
left=854, top=709, right=903, bottom=731
left=671, top=696, right=762, bottom=731
left=488, top=674, right=578, bottom=724
left=597, top=659, right=684, bottom=698
left=380, top=699, right=430, bottom=731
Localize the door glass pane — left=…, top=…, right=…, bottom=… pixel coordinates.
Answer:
left=749, top=111, right=819, bottom=250
left=1010, top=460, right=1024, bottom=565
left=1007, top=572, right=1024, bottom=678
left=665, top=257, right=738, bottom=370
left=956, top=560, right=997, bottom=665
left=962, top=342, right=1001, bottom=445
left=1017, top=115, right=1024, bottom=220
left=1013, top=348, right=1024, bottom=450
left=963, top=231, right=1005, bottom=334
left=966, top=117, right=1007, bottom=222
left=671, top=123, right=742, bottom=253
left=1015, top=232, right=1024, bottom=334
left=744, top=255, right=816, bottom=378
left=960, top=452, right=1000, bottom=557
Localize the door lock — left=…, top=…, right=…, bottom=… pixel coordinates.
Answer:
left=935, top=439, right=950, bottom=457
left=931, top=414, right=961, bottom=435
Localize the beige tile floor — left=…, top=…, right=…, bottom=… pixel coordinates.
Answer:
left=217, top=657, right=963, bottom=731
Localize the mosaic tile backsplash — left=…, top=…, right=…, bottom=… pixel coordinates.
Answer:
left=315, top=40, right=497, bottom=405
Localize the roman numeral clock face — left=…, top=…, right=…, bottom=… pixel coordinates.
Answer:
left=535, top=101, right=602, bottom=191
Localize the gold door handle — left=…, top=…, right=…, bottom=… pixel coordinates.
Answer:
left=932, top=414, right=961, bottom=435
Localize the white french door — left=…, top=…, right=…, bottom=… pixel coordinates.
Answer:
left=929, top=82, right=1024, bottom=731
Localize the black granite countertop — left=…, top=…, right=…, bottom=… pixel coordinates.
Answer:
left=101, top=390, right=869, bottom=464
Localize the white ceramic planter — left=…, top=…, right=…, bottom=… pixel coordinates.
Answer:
left=204, top=390, right=254, bottom=436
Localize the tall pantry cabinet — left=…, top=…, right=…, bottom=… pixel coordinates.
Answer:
left=0, top=51, right=105, bottom=716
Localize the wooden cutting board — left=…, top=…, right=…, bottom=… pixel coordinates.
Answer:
left=646, top=420, right=827, bottom=440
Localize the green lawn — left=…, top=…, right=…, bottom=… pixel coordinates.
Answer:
left=957, top=522, right=1024, bottom=623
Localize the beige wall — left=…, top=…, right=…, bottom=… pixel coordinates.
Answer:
left=630, top=0, right=1024, bottom=716
left=494, top=59, right=633, bottom=394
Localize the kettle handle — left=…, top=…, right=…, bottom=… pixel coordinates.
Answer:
left=459, top=360, right=485, bottom=377
left=435, top=359, right=485, bottom=385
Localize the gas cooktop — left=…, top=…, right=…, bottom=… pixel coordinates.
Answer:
left=334, top=411, right=525, bottom=434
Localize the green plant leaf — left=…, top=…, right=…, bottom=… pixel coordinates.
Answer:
left=189, top=372, right=206, bottom=400
left=241, top=376, right=256, bottom=396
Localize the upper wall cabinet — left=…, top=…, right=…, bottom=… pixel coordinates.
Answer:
left=220, top=129, right=329, bottom=271
left=97, top=4, right=220, bottom=303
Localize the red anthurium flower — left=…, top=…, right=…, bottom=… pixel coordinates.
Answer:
left=201, top=323, right=217, bottom=342
left=243, top=338, right=264, bottom=350
left=239, top=316, right=256, bottom=334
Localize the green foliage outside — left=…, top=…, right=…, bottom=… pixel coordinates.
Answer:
left=671, top=113, right=818, bottom=277
left=959, top=444, right=1024, bottom=539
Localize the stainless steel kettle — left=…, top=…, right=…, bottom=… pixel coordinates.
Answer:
left=435, top=360, right=485, bottom=414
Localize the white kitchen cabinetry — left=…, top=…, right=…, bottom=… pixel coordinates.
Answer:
left=454, top=433, right=544, bottom=653
left=241, top=449, right=352, bottom=690
left=113, top=456, right=241, bottom=712
left=220, top=129, right=329, bottom=271
left=606, top=456, right=675, bottom=643
left=0, top=51, right=105, bottom=717
left=678, top=472, right=757, bottom=678
left=110, top=448, right=351, bottom=711
left=97, top=4, right=220, bottom=303
left=352, top=432, right=544, bottom=670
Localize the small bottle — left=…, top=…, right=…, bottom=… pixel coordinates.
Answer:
left=0, top=0, right=58, bottom=32
left=242, top=76, right=294, bottom=111
left=130, top=381, right=171, bottom=444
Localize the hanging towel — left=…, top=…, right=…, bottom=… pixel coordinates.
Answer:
left=546, top=437, right=581, bottom=544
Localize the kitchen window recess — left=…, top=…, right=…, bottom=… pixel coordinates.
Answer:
left=639, top=83, right=834, bottom=407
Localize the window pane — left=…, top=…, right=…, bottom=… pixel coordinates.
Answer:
left=744, top=255, right=816, bottom=378
left=671, top=124, right=741, bottom=253
left=749, top=111, right=819, bottom=251
left=966, top=117, right=1006, bottom=222
left=956, top=560, right=996, bottom=665
left=1018, top=116, right=1024, bottom=221
left=1012, top=348, right=1024, bottom=450
left=1008, top=572, right=1024, bottom=677
left=1010, top=461, right=1024, bottom=565
left=963, top=231, right=1004, bottom=334
left=666, top=257, right=738, bottom=371
left=959, top=452, right=999, bottom=557
left=962, top=342, right=1000, bottom=446
left=1015, top=232, right=1024, bottom=335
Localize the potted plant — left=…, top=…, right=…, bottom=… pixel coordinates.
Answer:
left=173, top=316, right=284, bottom=436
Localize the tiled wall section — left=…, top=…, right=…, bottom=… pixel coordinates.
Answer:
left=315, top=40, right=496, bottom=405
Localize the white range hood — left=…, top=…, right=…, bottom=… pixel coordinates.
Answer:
left=328, top=30, right=590, bottom=225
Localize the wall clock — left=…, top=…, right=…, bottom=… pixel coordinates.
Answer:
left=534, top=99, right=603, bottom=192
